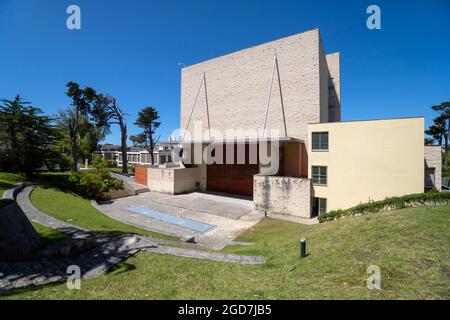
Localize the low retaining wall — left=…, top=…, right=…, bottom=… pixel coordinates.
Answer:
left=147, top=165, right=206, bottom=195
left=253, top=175, right=311, bottom=218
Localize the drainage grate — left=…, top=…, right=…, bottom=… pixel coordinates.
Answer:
left=126, top=206, right=215, bottom=233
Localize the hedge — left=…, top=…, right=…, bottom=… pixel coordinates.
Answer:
left=318, top=191, right=450, bottom=223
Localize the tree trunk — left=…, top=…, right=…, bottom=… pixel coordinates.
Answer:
left=120, top=122, right=128, bottom=174
left=70, top=138, right=78, bottom=172
left=149, top=129, right=155, bottom=165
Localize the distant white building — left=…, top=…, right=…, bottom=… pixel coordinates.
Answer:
left=93, top=141, right=179, bottom=167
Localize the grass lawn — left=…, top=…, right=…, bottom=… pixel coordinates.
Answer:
left=2, top=204, right=449, bottom=299
left=31, top=222, right=70, bottom=247
left=30, top=186, right=177, bottom=240
left=0, top=172, right=23, bottom=208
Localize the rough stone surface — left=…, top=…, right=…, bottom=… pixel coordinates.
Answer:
left=424, top=146, right=442, bottom=191
left=254, top=175, right=312, bottom=218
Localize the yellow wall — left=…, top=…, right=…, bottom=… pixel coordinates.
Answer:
left=308, top=117, right=424, bottom=211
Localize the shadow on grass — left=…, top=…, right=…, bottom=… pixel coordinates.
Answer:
left=0, top=236, right=139, bottom=297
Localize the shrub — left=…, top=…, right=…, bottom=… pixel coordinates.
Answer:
left=68, top=171, right=123, bottom=199
left=318, top=191, right=450, bottom=223
left=91, top=156, right=108, bottom=171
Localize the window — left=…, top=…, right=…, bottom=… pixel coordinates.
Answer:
left=312, top=197, right=327, bottom=216
left=318, top=198, right=327, bottom=214
left=312, top=166, right=327, bottom=185
left=328, top=96, right=336, bottom=108
left=328, top=109, right=336, bottom=122
left=312, top=132, right=329, bottom=151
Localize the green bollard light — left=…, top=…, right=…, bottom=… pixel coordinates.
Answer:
left=300, top=238, right=306, bottom=258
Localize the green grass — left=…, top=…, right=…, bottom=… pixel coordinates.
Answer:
left=3, top=204, right=449, bottom=300
left=30, top=186, right=177, bottom=240
left=31, top=222, right=70, bottom=247
left=0, top=172, right=23, bottom=208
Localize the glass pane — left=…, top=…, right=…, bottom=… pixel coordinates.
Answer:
left=312, top=133, right=320, bottom=150
left=319, top=198, right=327, bottom=213
left=321, top=133, right=329, bottom=149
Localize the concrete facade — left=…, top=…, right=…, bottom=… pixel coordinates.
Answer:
left=147, top=166, right=207, bottom=195
left=135, top=29, right=438, bottom=220
left=425, top=145, right=442, bottom=191
left=254, top=175, right=311, bottom=218
left=308, top=117, right=425, bottom=211
left=180, top=29, right=339, bottom=142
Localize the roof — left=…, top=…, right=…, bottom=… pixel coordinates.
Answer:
left=180, top=136, right=303, bottom=144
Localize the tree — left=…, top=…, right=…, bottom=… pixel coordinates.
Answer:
left=426, top=102, right=450, bottom=167
left=425, top=115, right=446, bottom=146
left=130, top=107, right=160, bottom=165
left=65, top=81, right=97, bottom=171
left=56, top=108, right=105, bottom=169
left=0, top=95, right=58, bottom=177
left=91, top=95, right=129, bottom=173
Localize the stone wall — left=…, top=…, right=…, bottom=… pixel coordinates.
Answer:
left=425, top=145, right=442, bottom=191
left=253, top=175, right=311, bottom=218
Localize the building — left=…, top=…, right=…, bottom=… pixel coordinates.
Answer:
left=135, top=28, right=442, bottom=218
left=94, top=142, right=178, bottom=168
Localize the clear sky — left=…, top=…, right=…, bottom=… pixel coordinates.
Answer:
left=1, top=0, right=449, bottom=144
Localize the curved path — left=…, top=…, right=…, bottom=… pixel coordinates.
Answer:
left=1, top=185, right=265, bottom=294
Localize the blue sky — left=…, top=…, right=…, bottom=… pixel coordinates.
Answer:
left=1, top=0, right=449, bottom=144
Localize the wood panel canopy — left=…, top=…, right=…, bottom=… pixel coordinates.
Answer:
left=206, top=144, right=260, bottom=197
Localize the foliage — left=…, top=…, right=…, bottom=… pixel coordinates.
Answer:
left=68, top=171, right=123, bottom=199
left=90, top=95, right=129, bottom=174
left=91, top=156, right=109, bottom=171
left=130, top=106, right=160, bottom=165
left=425, top=101, right=450, bottom=167
left=64, top=82, right=99, bottom=172
left=318, top=191, right=450, bottom=222
left=0, top=95, right=60, bottom=177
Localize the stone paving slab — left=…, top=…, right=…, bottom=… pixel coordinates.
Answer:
left=144, top=245, right=266, bottom=265
left=93, top=191, right=264, bottom=250
left=154, top=192, right=253, bottom=220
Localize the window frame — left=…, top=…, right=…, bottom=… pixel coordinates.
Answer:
left=312, top=165, right=327, bottom=185
left=311, top=132, right=329, bottom=151
left=318, top=198, right=327, bottom=214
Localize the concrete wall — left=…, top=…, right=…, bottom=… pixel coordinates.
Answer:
left=147, top=166, right=206, bottom=195
left=308, top=117, right=425, bottom=211
left=253, top=175, right=311, bottom=218
left=425, top=145, right=442, bottom=191
left=181, top=29, right=332, bottom=142
left=326, top=52, right=341, bottom=121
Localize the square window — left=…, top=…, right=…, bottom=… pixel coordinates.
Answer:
left=312, top=165, right=327, bottom=185
left=312, top=132, right=329, bottom=151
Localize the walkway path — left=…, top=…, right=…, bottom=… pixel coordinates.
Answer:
left=18, top=186, right=90, bottom=237
left=0, top=185, right=265, bottom=294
